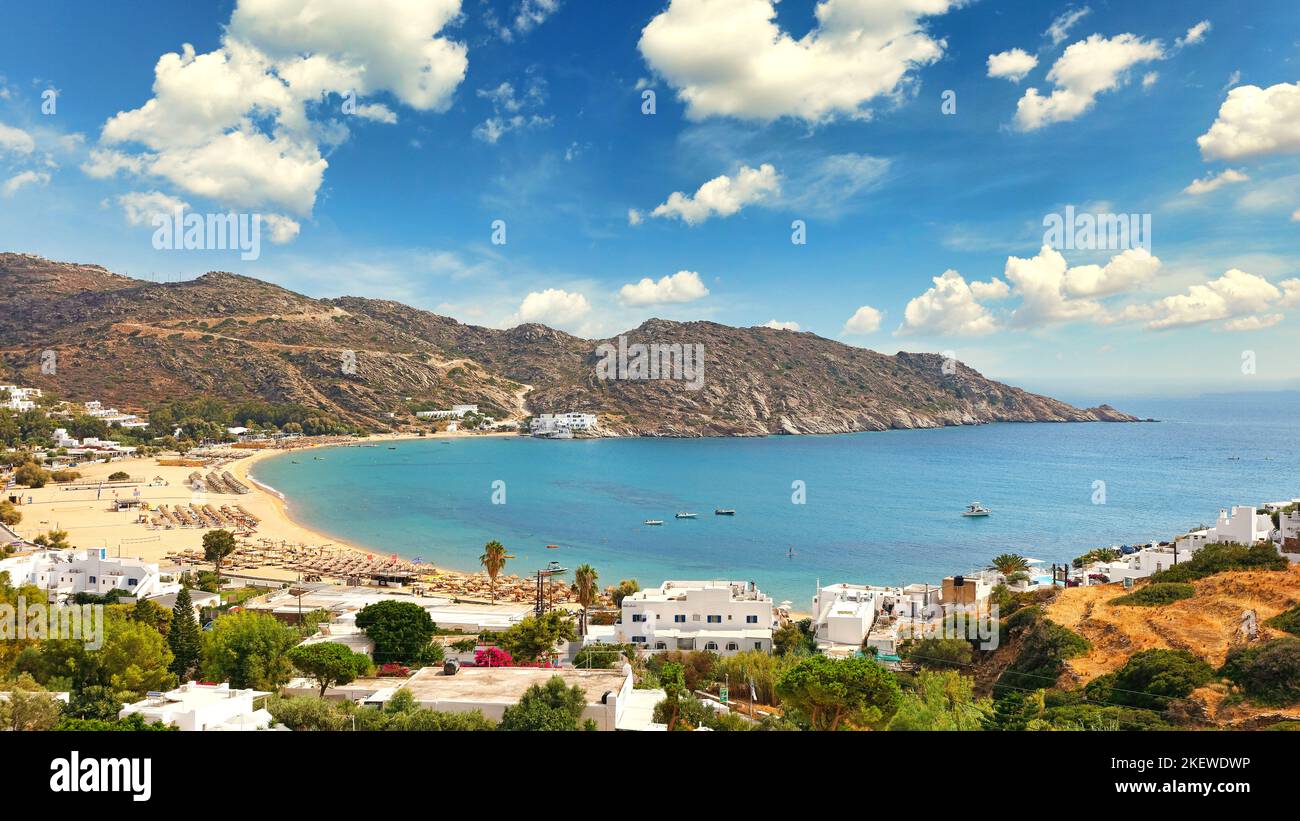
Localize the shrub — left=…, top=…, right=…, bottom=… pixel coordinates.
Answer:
left=1265, top=604, right=1300, bottom=638
left=1149, top=542, right=1287, bottom=583
left=108, top=471, right=130, bottom=481
left=14, top=462, right=50, bottom=488
left=998, top=619, right=1090, bottom=691
left=1085, top=649, right=1213, bottom=710
left=1039, top=703, right=1171, bottom=731
left=1220, top=638, right=1300, bottom=706
left=50, top=469, right=81, bottom=483
left=902, top=637, right=974, bottom=670
left=573, top=644, right=631, bottom=669
left=1110, top=583, right=1195, bottom=607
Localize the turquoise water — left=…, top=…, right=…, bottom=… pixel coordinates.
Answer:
left=252, top=392, right=1300, bottom=608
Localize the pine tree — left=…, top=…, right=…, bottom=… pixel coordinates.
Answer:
left=168, top=587, right=202, bottom=683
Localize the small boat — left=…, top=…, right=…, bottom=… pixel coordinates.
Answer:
left=291, top=460, right=300, bottom=464
left=962, top=501, right=991, bottom=517
left=675, top=512, right=697, bottom=519
left=644, top=519, right=664, bottom=526
left=714, top=508, right=736, bottom=516
left=787, top=547, right=797, bottom=559
left=545, top=544, right=560, bottom=550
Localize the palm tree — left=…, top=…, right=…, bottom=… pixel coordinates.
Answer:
left=990, top=553, right=1029, bottom=577
left=571, top=564, right=599, bottom=636
left=479, top=541, right=510, bottom=602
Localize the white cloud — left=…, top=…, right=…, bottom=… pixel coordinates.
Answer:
left=1222, top=313, right=1281, bottom=332
left=898, top=270, right=1004, bottom=336
left=638, top=0, right=958, bottom=123
left=647, top=163, right=780, bottom=225
left=491, top=0, right=562, bottom=41
left=1045, top=6, right=1090, bottom=46
left=2, top=170, right=49, bottom=196
left=627, top=208, right=643, bottom=226
left=0, top=122, right=35, bottom=155
left=1293, top=209, right=1300, bottom=222
left=1132, top=268, right=1280, bottom=330
left=1005, top=245, right=1160, bottom=327
left=762, top=319, right=800, bottom=331
left=1281, top=278, right=1300, bottom=305
left=89, top=0, right=467, bottom=221
left=987, top=49, right=1038, bottom=83
left=1183, top=168, right=1248, bottom=195
left=81, top=147, right=149, bottom=178
left=1142, top=71, right=1158, bottom=89
left=618, top=270, right=710, bottom=306
left=261, top=213, right=301, bottom=244
left=1014, top=34, right=1164, bottom=131
left=512, top=288, right=591, bottom=329
left=1176, top=20, right=1211, bottom=48
left=116, top=190, right=190, bottom=225
left=473, top=78, right=552, bottom=143
left=1197, top=82, right=1300, bottom=160
left=778, top=153, right=889, bottom=216
left=842, top=304, right=883, bottom=334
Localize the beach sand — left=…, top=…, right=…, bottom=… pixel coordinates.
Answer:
left=6, top=431, right=510, bottom=587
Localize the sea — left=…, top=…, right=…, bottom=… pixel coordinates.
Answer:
left=251, top=392, right=1300, bottom=608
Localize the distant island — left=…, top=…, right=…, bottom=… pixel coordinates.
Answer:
left=0, top=253, right=1136, bottom=437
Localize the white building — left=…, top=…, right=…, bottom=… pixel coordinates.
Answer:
left=396, top=665, right=635, bottom=731
left=530, top=412, right=598, bottom=436
left=1176, top=505, right=1273, bottom=551
left=614, top=580, right=775, bottom=655
left=416, top=404, right=479, bottom=420
left=119, top=682, right=276, bottom=731
left=0, top=548, right=179, bottom=602
left=810, top=576, right=990, bottom=655
left=0, top=385, right=40, bottom=412
left=1097, top=545, right=1196, bottom=582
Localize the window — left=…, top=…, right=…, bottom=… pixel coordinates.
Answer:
left=705, top=641, right=718, bottom=651
left=655, top=642, right=666, bottom=650
left=88, top=576, right=97, bottom=584
left=754, top=642, right=763, bottom=650
left=631, top=613, right=646, bottom=622
left=745, top=615, right=758, bottom=624
left=632, top=635, right=647, bottom=644
left=726, top=642, right=738, bottom=651
left=128, top=578, right=139, bottom=587
left=673, top=614, right=686, bottom=623
left=706, top=615, right=722, bottom=623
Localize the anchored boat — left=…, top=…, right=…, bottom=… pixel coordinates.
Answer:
left=962, top=501, right=991, bottom=517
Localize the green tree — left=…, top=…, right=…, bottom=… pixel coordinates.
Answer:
left=571, top=563, right=599, bottom=637
left=202, top=529, right=238, bottom=591
left=990, top=553, right=1030, bottom=576
left=606, top=579, right=640, bottom=608
left=167, top=587, right=202, bottom=682
left=354, top=600, right=438, bottom=665
left=985, top=689, right=1043, bottom=731
left=497, top=610, right=576, bottom=663
left=499, top=675, right=589, bottom=731
left=479, top=540, right=510, bottom=602
left=773, top=618, right=817, bottom=657
left=130, top=598, right=172, bottom=637
left=33, top=529, right=71, bottom=550
left=1085, top=648, right=1213, bottom=710
left=903, top=636, right=974, bottom=670
left=14, top=462, right=50, bottom=488
left=0, top=499, right=21, bottom=527
left=200, top=611, right=300, bottom=690
left=775, top=655, right=901, bottom=730
left=66, top=684, right=128, bottom=721
left=887, top=670, right=991, bottom=730
left=0, top=673, right=63, bottom=731
left=286, top=642, right=372, bottom=697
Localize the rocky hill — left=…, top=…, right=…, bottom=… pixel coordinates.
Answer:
left=0, top=253, right=1138, bottom=435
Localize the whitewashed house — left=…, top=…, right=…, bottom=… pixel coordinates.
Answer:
left=1177, top=505, right=1272, bottom=551
left=119, top=682, right=276, bottom=731
left=530, top=412, right=598, bottom=435
left=0, top=548, right=179, bottom=602
left=615, top=580, right=775, bottom=655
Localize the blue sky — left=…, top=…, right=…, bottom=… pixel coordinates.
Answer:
left=1, top=0, right=1299, bottom=400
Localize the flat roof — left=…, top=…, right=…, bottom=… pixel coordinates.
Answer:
left=400, top=666, right=627, bottom=705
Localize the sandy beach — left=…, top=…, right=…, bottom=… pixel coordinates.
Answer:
left=4, top=430, right=566, bottom=601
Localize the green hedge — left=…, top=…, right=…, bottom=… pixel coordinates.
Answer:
left=1110, top=583, right=1195, bottom=607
